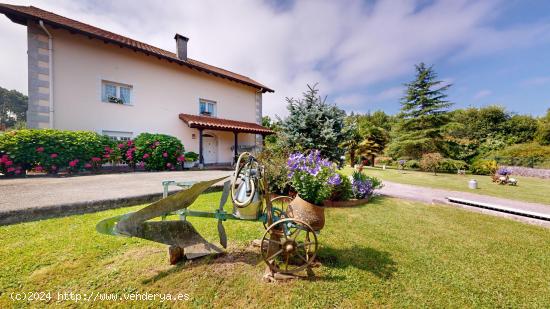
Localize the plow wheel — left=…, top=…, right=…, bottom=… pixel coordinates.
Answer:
left=262, top=196, right=292, bottom=229
left=260, top=218, right=318, bottom=275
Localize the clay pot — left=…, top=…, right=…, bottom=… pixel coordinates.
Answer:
left=288, top=195, right=325, bottom=231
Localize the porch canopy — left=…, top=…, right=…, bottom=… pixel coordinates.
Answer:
left=178, top=113, right=274, bottom=164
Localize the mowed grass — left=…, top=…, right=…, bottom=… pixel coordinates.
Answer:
left=1, top=192, right=550, bottom=308
left=343, top=166, right=550, bottom=205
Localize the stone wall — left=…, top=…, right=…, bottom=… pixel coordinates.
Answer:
left=503, top=166, right=550, bottom=179
left=26, top=21, right=51, bottom=129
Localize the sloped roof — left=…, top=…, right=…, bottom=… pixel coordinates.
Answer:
left=0, top=3, right=274, bottom=93
left=179, top=113, right=274, bottom=134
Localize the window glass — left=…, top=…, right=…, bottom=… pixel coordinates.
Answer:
left=120, top=87, right=131, bottom=104
left=199, top=99, right=216, bottom=116
left=103, top=84, right=117, bottom=102
left=200, top=101, right=207, bottom=114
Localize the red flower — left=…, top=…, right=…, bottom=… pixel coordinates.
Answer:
left=7, top=167, right=15, bottom=173
left=84, top=163, right=92, bottom=169
left=69, top=161, right=77, bottom=167
left=50, top=153, right=58, bottom=158
left=127, top=140, right=133, bottom=146
left=163, top=152, right=168, bottom=158
left=117, top=143, right=124, bottom=149
left=35, top=166, right=43, bottom=172
left=177, top=155, right=185, bottom=162
left=104, top=146, right=112, bottom=153
left=36, top=147, right=44, bottom=152
left=5, top=160, right=13, bottom=166
left=143, top=153, right=150, bottom=159
left=91, top=157, right=101, bottom=162
left=103, top=154, right=110, bottom=159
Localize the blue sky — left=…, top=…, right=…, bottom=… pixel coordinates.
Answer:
left=0, top=0, right=549, bottom=116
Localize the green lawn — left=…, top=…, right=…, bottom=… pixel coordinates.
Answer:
left=1, top=192, right=550, bottom=308
left=343, top=166, right=550, bottom=205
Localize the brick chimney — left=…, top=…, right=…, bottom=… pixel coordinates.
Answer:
left=174, top=33, right=189, bottom=61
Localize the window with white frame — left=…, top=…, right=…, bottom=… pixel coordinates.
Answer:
left=102, top=81, right=132, bottom=105
left=199, top=99, right=216, bottom=116
left=102, top=130, right=133, bottom=141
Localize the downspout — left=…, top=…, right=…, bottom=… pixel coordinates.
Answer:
left=39, top=20, right=54, bottom=128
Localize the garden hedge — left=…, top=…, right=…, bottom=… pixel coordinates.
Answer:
left=133, top=133, right=184, bottom=171
left=0, top=129, right=116, bottom=175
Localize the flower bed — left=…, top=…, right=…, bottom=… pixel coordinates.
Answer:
left=0, top=129, right=186, bottom=176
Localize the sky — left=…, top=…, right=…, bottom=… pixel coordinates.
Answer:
left=0, top=0, right=549, bottom=117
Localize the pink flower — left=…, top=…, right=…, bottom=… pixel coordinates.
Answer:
left=137, top=162, right=145, bottom=168
left=15, top=169, right=21, bottom=174
left=7, top=167, right=15, bottom=173
left=5, top=160, right=13, bottom=166
left=163, top=152, right=168, bottom=158
left=143, top=153, right=150, bottom=159
left=84, top=163, right=92, bottom=169
left=154, top=141, right=160, bottom=146
left=36, top=147, right=44, bottom=152
left=35, top=166, right=43, bottom=172
left=127, top=140, right=133, bottom=146
left=50, top=153, right=58, bottom=159
left=177, top=155, right=185, bottom=162
left=51, top=165, right=57, bottom=170
left=91, top=157, right=101, bottom=162
left=104, top=146, right=112, bottom=153
left=69, top=161, right=77, bottom=167
left=103, top=154, right=110, bottom=159
left=126, top=155, right=133, bottom=160
left=117, top=143, right=124, bottom=149
left=166, top=162, right=172, bottom=168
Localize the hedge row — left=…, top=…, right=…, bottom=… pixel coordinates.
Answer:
left=0, top=129, right=188, bottom=176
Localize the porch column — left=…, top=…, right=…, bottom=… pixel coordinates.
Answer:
left=233, top=131, right=238, bottom=163
left=198, top=128, right=204, bottom=166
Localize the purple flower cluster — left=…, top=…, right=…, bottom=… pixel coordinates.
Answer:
left=352, top=178, right=373, bottom=199
left=497, top=167, right=512, bottom=176
left=287, top=150, right=332, bottom=179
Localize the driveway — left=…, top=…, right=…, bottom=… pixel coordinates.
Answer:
left=0, top=170, right=231, bottom=224
left=379, top=181, right=550, bottom=227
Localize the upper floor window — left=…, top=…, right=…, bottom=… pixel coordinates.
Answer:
left=102, top=81, right=132, bottom=105
left=199, top=99, right=216, bottom=117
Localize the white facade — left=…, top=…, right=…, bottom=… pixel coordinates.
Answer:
left=27, top=24, right=265, bottom=164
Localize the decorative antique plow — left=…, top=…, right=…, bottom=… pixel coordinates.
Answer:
left=97, top=153, right=320, bottom=275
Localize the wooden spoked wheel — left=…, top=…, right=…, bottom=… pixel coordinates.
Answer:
left=261, top=218, right=318, bottom=274
left=262, top=196, right=292, bottom=229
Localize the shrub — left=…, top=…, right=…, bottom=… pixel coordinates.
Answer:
left=117, top=140, right=138, bottom=169
left=0, top=129, right=115, bottom=175
left=438, top=158, right=468, bottom=173
left=330, top=172, right=353, bottom=201
left=133, top=133, right=184, bottom=171
left=405, top=159, right=420, bottom=169
left=420, top=152, right=443, bottom=175
left=470, top=159, right=497, bottom=175
left=351, top=170, right=374, bottom=199
left=184, top=151, right=199, bottom=162
left=287, top=150, right=341, bottom=204
left=488, top=143, right=550, bottom=168
left=364, top=175, right=383, bottom=190
left=375, top=156, right=393, bottom=166
left=258, top=145, right=291, bottom=195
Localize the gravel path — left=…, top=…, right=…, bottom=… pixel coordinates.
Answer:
left=379, top=181, right=550, bottom=227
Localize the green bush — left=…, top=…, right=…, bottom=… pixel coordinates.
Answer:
left=438, top=158, right=468, bottom=173
left=257, top=145, right=290, bottom=195
left=0, top=129, right=116, bottom=175
left=374, top=156, right=393, bottom=166
left=364, top=175, right=383, bottom=190
left=330, top=172, right=353, bottom=201
left=133, top=133, right=184, bottom=171
left=488, top=143, right=550, bottom=168
left=184, top=151, right=199, bottom=162
left=405, top=159, right=420, bottom=169
left=470, top=159, right=497, bottom=175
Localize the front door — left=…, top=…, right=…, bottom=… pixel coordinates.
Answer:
left=203, top=134, right=217, bottom=164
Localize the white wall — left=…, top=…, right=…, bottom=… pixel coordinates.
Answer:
left=50, top=28, right=258, bottom=163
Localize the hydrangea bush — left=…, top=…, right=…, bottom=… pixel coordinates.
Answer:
left=133, top=133, right=184, bottom=171
left=287, top=150, right=341, bottom=205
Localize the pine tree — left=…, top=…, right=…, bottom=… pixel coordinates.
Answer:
left=388, top=63, right=453, bottom=159
left=279, top=84, right=349, bottom=163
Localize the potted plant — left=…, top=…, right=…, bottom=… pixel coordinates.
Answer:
left=286, top=150, right=341, bottom=231
left=184, top=151, right=199, bottom=168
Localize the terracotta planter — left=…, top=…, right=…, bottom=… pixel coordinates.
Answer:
left=323, top=198, right=369, bottom=208
left=288, top=195, right=325, bottom=231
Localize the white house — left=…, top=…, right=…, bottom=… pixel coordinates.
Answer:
left=0, top=4, right=274, bottom=165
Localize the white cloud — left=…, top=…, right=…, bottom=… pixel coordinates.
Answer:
left=1, top=0, right=549, bottom=117
left=473, top=89, right=492, bottom=100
